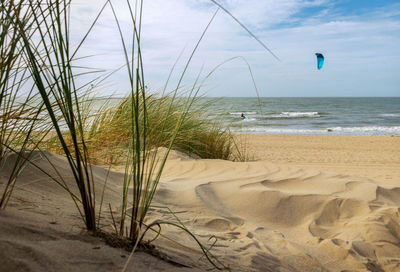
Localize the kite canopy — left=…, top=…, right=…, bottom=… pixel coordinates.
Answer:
left=315, top=53, right=324, bottom=70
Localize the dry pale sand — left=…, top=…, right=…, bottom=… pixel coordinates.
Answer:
left=239, top=134, right=400, bottom=185
left=1, top=135, right=400, bottom=271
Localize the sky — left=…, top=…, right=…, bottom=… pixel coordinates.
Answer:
left=70, top=0, right=400, bottom=97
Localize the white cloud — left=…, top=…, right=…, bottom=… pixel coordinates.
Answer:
left=69, top=0, right=400, bottom=97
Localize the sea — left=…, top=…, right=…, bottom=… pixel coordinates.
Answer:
left=200, top=97, right=400, bottom=136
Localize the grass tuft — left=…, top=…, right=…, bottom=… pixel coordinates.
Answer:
left=45, top=94, right=246, bottom=165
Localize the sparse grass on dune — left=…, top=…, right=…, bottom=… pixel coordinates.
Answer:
left=0, top=0, right=49, bottom=209
left=11, top=0, right=101, bottom=231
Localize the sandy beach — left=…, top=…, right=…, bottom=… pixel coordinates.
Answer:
left=1, top=134, right=400, bottom=271
left=241, top=134, right=400, bottom=184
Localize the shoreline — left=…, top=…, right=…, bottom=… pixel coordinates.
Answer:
left=231, top=131, right=400, bottom=137
left=234, top=133, right=400, bottom=136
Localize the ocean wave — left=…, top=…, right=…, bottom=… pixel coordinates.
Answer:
left=280, top=112, right=320, bottom=118
left=233, top=127, right=324, bottom=134
left=380, top=113, right=400, bottom=117
left=326, top=126, right=400, bottom=133
left=242, top=118, right=256, bottom=122
left=229, top=111, right=257, bottom=115
left=232, top=126, right=400, bottom=136
left=228, top=111, right=321, bottom=119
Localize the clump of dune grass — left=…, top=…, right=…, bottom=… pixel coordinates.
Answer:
left=0, top=0, right=49, bottom=209
left=10, top=0, right=109, bottom=230
left=56, top=94, right=246, bottom=166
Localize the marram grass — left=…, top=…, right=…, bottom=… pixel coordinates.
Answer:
left=0, top=0, right=268, bottom=270
left=0, top=0, right=49, bottom=209
left=44, top=95, right=247, bottom=165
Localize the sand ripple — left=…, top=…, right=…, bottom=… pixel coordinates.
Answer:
left=151, top=156, right=400, bottom=271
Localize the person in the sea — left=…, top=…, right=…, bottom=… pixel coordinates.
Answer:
left=241, top=113, right=246, bottom=119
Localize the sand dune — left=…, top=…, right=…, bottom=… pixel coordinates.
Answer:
left=153, top=155, right=400, bottom=271
left=0, top=152, right=204, bottom=272
left=1, top=135, right=400, bottom=271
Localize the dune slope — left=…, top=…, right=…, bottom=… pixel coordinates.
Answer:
left=152, top=153, right=400, bottom=271
left=0, top=152, right=204, bottom=272
left=1, top=148, right=400, bottom=271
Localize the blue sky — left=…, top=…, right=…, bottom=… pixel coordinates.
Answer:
left=71, top=0, right=400, bottom=97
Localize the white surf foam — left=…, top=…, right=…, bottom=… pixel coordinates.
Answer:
left=280, top=112, right=320, bottom=118
left=380, top=113, right=400, bottom=117
left=326, top=126, right=400, bottom=134
left=229, top=111, right=257, bottom=115
left=232, top=126, right=400, bottom=136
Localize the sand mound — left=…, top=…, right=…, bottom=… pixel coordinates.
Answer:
left=1, top=149, right=400, bottom=271
left=152, top=158, right=400, bottom=271
left=0, top=151, right=204, bottom=272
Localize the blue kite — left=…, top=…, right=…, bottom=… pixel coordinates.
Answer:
left=315, top=53, right=324, bottom=70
